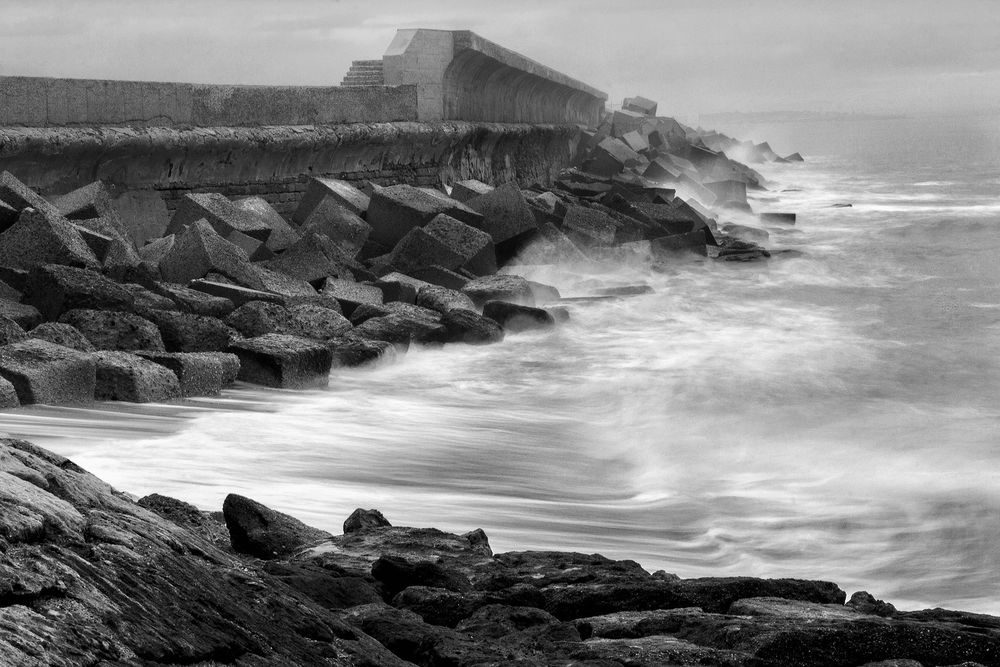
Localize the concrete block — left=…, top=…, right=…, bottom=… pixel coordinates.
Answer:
left=152, top=282, right=235, bottom=317
left=27, top=322, right=95, bottom=352
left=0, top=171, right=61, bottom=221
left=761, top=212, right=797, bottom=225
left=188, top=280, right=283, bottom=308
left=0, top=208, right=101, bottom=271
left=225, top=301, right=297, bottom=338
left=482, top=301, right=555, bottom=333
left=408, top=265, right=469, bottom=290
left=292, top=177, right=370, bottom=223
left=612, top=109, right=645, bottom=137
left=0, top=376, right=17, bottom=408
left=145, top=309, right=239, bottom=353
left=449, top=179, right=493, bottom=203
left=0, top=339, right=96, bottom=405
left=225, top=229, right=273, bottom=262
left=135, top=351, right=225, bottom=397
left=228, top=333, right=333, bottom=389
left=586, top=137, right=641, bottom=177
left=290, top=304, right=353, bottom=341
left=93, top=351, right=180, bottom=403
left=112, top=190, right=170, bottom=247
left=58, top=309, right=165, bottom=352
left=423, top=213, right=496, bottom=276
left=326, top=336, right=396, bottom=368
left=366, top=184, right=483, bottom=247
left=705, top=180, right=749, bottom=208
left=0, top=299, right=42, bottom=330
left=265, top=232, right=356, bottom=285
left=562, top=206, right=618, bottom=246
left=415, top=285, right=476, bottom=314
left=23, top=264, right=134, bottom=321
left=461, top=275, right=535, bottom=308
left=166, top=193, right=272, bottom=242
left=465, top=183, right=538, bottom=246
left=320, top=278, right=383, bottom=316
left=387, top=226, right=465, bottom=274
left=623, top=95, right=657, bottom=116
left=159, top=219, right=259, bottom=286
left=368, top=278, right=418, bottom=305
left=233, top=196, right=300, bottom=253
left=622, top=130, right=649, bottom=153
left=298, top=196, right=371, bottom=259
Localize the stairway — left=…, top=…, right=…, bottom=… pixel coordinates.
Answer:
left=340, top=60, right=385, bottom=87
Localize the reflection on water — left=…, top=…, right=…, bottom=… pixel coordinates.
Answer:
left=3, top=114, right=1000, bottom=614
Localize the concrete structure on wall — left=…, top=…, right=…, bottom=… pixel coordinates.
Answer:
left=383, top=29, right=606, bottom=126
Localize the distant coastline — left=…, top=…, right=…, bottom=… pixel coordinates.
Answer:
left=700, top=110, right=907, bottom=125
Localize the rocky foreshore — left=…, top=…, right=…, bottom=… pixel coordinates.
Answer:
left=4, top=435, right=1000, bottom=667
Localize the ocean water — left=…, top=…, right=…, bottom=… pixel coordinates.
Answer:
left=4, top=112, right=1000, bottom=613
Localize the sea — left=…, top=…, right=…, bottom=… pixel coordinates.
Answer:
left=3, top=112, right=999, bottom=614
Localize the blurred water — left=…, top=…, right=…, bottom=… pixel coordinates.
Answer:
left=3, top=112, right=1000, bottom=613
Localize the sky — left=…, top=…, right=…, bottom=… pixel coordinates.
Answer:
left=0, top=0, right=997, bottom=122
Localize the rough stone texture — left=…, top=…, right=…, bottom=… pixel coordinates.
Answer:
left=233, top=195, right=301, bottom=252
left=165, top=192, right=272, bottom=241
left=0, top=298, right=41, bottom=330
left=344, top=508, right=393, bottom=534
left=190, top=351, right=241, bottom=385
left=483, top=301, right=557, bottom=333
left=93, top=350, right=181, bottom=403
left=22, top=264, right=135, bottom=321
left=327, top=336, right=398, bottom=368
left=423, top=213, right=497, bottom=276
left=222, top=493, right=331, bottom=560
left=266, top=231, right=357, bottom=285
left=449, top=179, right=493, bottom=202
left=228, top=333, right=334, bottom=388
left=0, top=339, right=95, bottom=405
left=407, top=265, right=469, bottom=290
left=300, top=197, right=372, bottom=259
left=225, top=301, right=298, bottom=338
left=562, top=205, right=618, bottom=246
left=159, top=218, right=259, bottom=286
left=135, top=351, right=225, bottom=397
left=0, top=315, right=27, bottom=346
left=367, top=184, right=483, bottom=247
left=369, top=277, right=418, bottom=305
left=27, top=322, right=96, bottom=352
left=146, top=309, right=238, bottom=353
left=0, top=375, right=18, bottom=407
left=120, top=282, right=177, bottom=315
left=291, top=304, right=353, bottom=341
left=293, top=176, right=371, bottom=222
left=58, top=309, right=165, bottom=352
left=386, top=226, right=465, bottom=273
left=0, top=207, right=100, bottom=270
left=352, top=314, right=444, bottom=346
left=321, top=278, right=384, bottom=315
left=153, top=282, right=236, bottom=317
left=188, top=279, right=284, bottom=308
left=0, top=170, right=62, bottom=221
left=465, top=182, right=538, bottom=245
left=461, top=274, right=535, bottom=308
left=415, top=285, right=476, bottom=314
left=439, top=309, right=504, bottom=345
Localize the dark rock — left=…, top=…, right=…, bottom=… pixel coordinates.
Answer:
left=407, top=264, right=470, bottom=289
left=22, top=264, right=134, bottom=321
left=263, top=561, right=382, bottom=610
left=526, top=280, right=561, bottom=304
left=344, top=508, right=392, bottom=534
left=722, top=223, right=769, bottom=243
left=465, top=182, right=539, bottom=246
left=482, top=301, right=556, bottom=333
left=27, top=322, right=96, bottom=352
left=290, top=304, right=353, bottom=340
left=293, top=177, right=370, bottom=222
left=461, top=274, right=536, bottom=308
left=93, top=351, right=181, bottom=403
left=119, top=282, right=177, bottom=315
left=348, top=302, right=394, bottom=325
left=145, top=309, right=238, bottom=353
left=439, top=308, right=505, bottom=345
left=0, top=171, right=62, bottom=223
left=393, top=584, right=548, bottom=629
left=232, top=196, right=300, bottom=253
left=591, top=285, right=654, bottom=297
left=159, top=219, right=259, bottom=286
left=321, top=278, right=384, bottom=315
left=222, top=493, right=331, bottom=560
left=562, top=206, right=618, bottom=246
left=224, top=228, right=273, bottom=261
left=263, top=231, right=356, bottom=285
left=0, top=208, right=101, bottom=270
left=785, top=152, right=805, bottom=162
left=568, top=634, right=752, bottom=666
left=0, top=377, right=19, bottom=407
left=165, top=192, right=272, bottom=242
left=369, top=277, right=418, bottom=304
left=137, top=493, right=229, bottom=545
left=191, top=351, right=241, bottom=385
left=386, top=226, right=465, bottom=273
left=457, top=604, right=581, bottom=645
left=367, top=184, right=483, bottom=247
left=0, top=315, right=27, bottom=346
left=352, top=313, right=444, bottom=346
left=0, top=298, right=41, bottom=330
left=298, top=196, right=371, bottom=259
left=225, top=301, right=297, bottom=338
left=847, top=591, right=898, bottom=616
left=587, top=136, right=642, bottom=176
left=0, top=199, right=16, bottom=231
left=705, top=179, right=750, bottom=210
left=649, top=230, right=711, bottom=256
left=58, top=309, right=165, bottom=351
left=327, top=336, right=398, bottom=368
left=135, top=351, right=226, bottom=397
left=415, top=285, right=476, bottom=314
left=188, top=279, right=283, bottom=308
left=228, top=333, right=333, bottom=388
left=372, top=555, right=473, bottom=598
left=0, top=339, right=96, bottom=405
left=517, top=223, right=591, bottom=264
left=71, top=222, right=114, bottom=262
left=450, top=179, right=494, bottom=202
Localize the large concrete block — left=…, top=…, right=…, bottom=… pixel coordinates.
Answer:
left=264, top=232, right=356, bottom=286
left=415, top=285, right=476, bottom=314
left=0, top=299, right=41, bottom=330
left=0, top=376, right=17, bottom=408
left=152, top=282, right=235, bottom=317
left=611, top=109, right=646, bottom=137
left=145, top=309, right=239, bottom=353
left=705, top=180, right=749, bottom=209
left=482, top=301, right=556, bottom=333
left=0, top=171, right=62, bottom=226
left=0, top=339, right=96, bottom=405
left=623, top=95, right=657, bottom=116
left=586, top=137, right=641, bottom=177
left=58, top=309, right=165, bottom=352
left=27, top=322, right=95, bottom=352
left=407, top=265, right=469, bottom=290
left=292, top=177, right=370, bottom=223
left=23, top=264, right=135, bottom=321
left=135, top=351, right=225, bottom=397
left=165, top=193, right=272, bottom=242
left=461, top=275, right=535, bottom=308
left=0, top=208, right=101, bottom=271
left=386, top=226, right=465, bottom=274
left=320, top=278, right=383, bottom=316
left=93, top=351, right=181, bottom=403
left=449, top=179, right=493, bottom=203
left=290, top=304, right=352, bottom=341
left=423, top=213, right=496, bottom=276
left=228, top=334, right=333, bottom=389
left=562, top=206, right=618, bottom=246
left=188, top=280, right=283, bottom=308
left=158, top=219, right=259, bottom=286
left=366, top=184, right=483, bottom=247
left=52, top=181, right=130, bottom=236
left=465, top=183, right=538, bottom=246
left=298, top=196, right=371, bottom=259
left=111, top=189, right=170, bottom=247
left=233, top=196, right=300, bottom=253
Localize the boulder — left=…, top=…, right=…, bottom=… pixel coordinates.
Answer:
left=165, top=192, right=272, bottom=242
left=135, top=351, right=226, bottom=397
left=58, top=309, right=164, bottom=352
left=352, top=314, right=444, bottom=346
left=369, top=277, right=418, bottom=305
left=232, top=196, right=300, bottom=252
left=461, top=275, right=535, bottom=308
left=146, top=310, right=238, bottom=353
left=152, top=282, right=235, bottom=317
left=385, top=226, right=465, bottom=274
left=0, top=315, right=27, bottom=346
left=188, top=279, right=284, bottom=308
left=290, top=304, right=352, bottom=340
left=622, top=129, right=650, bottom=153
left=423, top=213, right=497, bottom=276
left=587, top=136, right=641, bottom=176
left=0, top=171, right=62, bottom=224
left=623, top=95, right=657, bottom=116
left=191, top=351, right=241, bottom=385
left=0, top=299, right=41, bottom=330
left=562, top=206, right=618, bottom=246
left=262, top=561, right=382, bottom=611
left=292, top=177, right=370, bottom=222
left=224, top=229, right=273, bottom=262
left=464, top=183, right=538, bottom=247
left=517, top=223, right=591, bottom=264
left=28, top=322, right=96, bottom=352
left=320, top=278, right=383, bottom=316
left=93, top=351, right=181, bottom=403
left=298, top=196, right=371, bottom=259
left=407, top=265, right=469, bottom=290
left=439, top=309, right=504, bottom=345
left=228, top=333, right=333, bottom=388
left=344, top=508, right=392, bottom=534
left=51, top=181, right=127, bottom=232
left=415, top=285, right=476, bottom=314
left=120, top=283, right=177, bottom=315
left=0, top=208, right=100, bottom=270
left=225, top=301, right=297, bottom=338
left=449, top=179, right=493, bottom=203
left=0, top=376, right=18, bottom=408
left=23, top=264, right=135, bottom=321
left=327, top=336, right=398, bottom=368
left=265, top=232, right=356, bottom=285
left=372, top=555, right=473, bottom=598
left=483, top=301, right=556, bottom=333
left=610, top=109, right=645, bottom=137
left=222, top=493, right=331, bottom=560
left=366, top=184, right=483, bottom=247
left=0, top=339, right=96, bottom=405
left=158, top=219, right=259, bottom=286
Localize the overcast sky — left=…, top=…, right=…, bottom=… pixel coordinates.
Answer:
left=1, top=0, right=996, bottom=122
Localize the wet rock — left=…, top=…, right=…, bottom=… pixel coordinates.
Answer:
left=450, top=179, right=494, bottom=202
left=569, top=634, right=752, bottom=666
left=372, top=555, right=474, bottom=598
left=0, top=315, right=27, bottom=346
left=166, top=192, right=272, bottom=242
left=93, top=351, right=181, bottom=403
left=562, top=205, right=618, bottom=246
left=705, top=179, right=750, bottom=211
left=0, top=208, right=100, bottom=270
left=159, top=219, right=259, bottom=286
left=293, top=176, right=370, bottom=222
left=465, top=182, right=539, bottom=247
left=225, top=301, right=297, bottom=338
left=232, top=196, right=300, bottom=252
left=0, top=199, right=16, bottom=230
left=461, top=274, right=536, bottom=308
left=327, top=335, right=398, bottom=368
left=135, top=351, right=226, bottom=397
left=367, top=184, right=483, bottom=247
left=0, top=339, right=96, bottom=405
left=228, top=333, right=333, bottom=388
left=320, top=277, right=384, bottom=316
left=482, top=301, right=556, bottom=333
left=191, top=351, right=241, bottom=385
left=386, top=226, right=465, bottom=273
left=222, top=493, right=331, bottom=560
left=439, top=308, right=505, bottom=345
left=709, top=237, right=770, bottom=262
left=188, top=278, right=284, bottom=308
left=58, top=309, right=165, bottom=352
left=394, top=585, right=549, bottom=629
left=137, top=492, right=229, bottom=545
left=28, top=322, right=96, bottom=352
left=722, top=223, right=769, bottom=243
left=344, top=508, right=392, bottom=533
left=290, top=303, right=353, bottom=340
left=263, top=561, right=382, bottom=610
left=352, top=313, right=444, bottom=346
left=145, top=309, right=238, bottom=353
left=457, top=604, right=581, bottom=644
left=0, top=376, right=18, bottom=407
left=0, top=298, right=41, bottom=330
left=415, top=285, right=476, bottom=314
left=298, top=196, right=372, bottom=259
left=23, top=264, right=135, bottom=321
